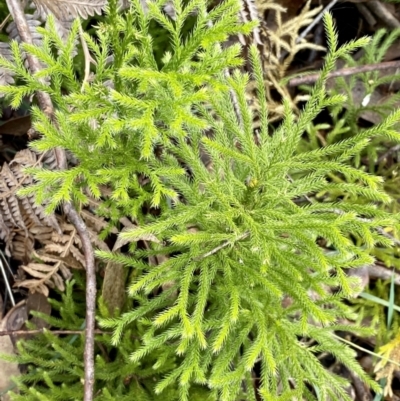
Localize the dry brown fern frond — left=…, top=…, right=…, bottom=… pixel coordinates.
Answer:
left=13, top=212, right=112, bottom=295
left=9, top=150, right=61, bottom=233
left=0, top=43, right=15, bottom=93
left=7, top=13, right=43, bottom=47
left=0, top=147, right=113, bottom=295
left=0, top=149, right=61, bottom=257
left=11, top=192, right=111, bottom=295
left=16, top=255, right=72, bottom=296
left=15, top=221, right=82, bottom=295
left=31, top=0, right=106, bottom=20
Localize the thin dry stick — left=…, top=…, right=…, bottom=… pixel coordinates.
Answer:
left=0, top=329, right=108, bottom=336
left=0, top=13, right=11, bottom=32
left=366, top=0, right=400, bottom=29
left=356, top=3, right=377, bottom=27
left=5, top=2, right=96, bottom=400
left=0, top=256, right=15, bottom=306
left=378, top=144, right=400, bottom=163
left=79, top=23, right=94, bottom=91
left=64, top=202, right=96, bottom=400
left=296, top=0, right=339, bottom=44
left=288, top=60, right=400, bottom=87
left=367, top=264, right=400, bottom=285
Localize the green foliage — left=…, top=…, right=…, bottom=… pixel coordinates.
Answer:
left=2, top=1, right=400, bottom=400
left=1, top=0, right=253, bottom=221
left=4, top=280, right=214, bottom=401
left=298, top=27, right=400, bottom=270
left=351, top=280, right=400, bottom=347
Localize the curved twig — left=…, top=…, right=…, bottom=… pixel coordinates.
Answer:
left=4, top=2, right=96, bottom=400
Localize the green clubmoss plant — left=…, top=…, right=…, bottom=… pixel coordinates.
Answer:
left=1, top=1, right=400, bottom=400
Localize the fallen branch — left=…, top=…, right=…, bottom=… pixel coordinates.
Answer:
left=4, top=2, right=96, bottom=400
left=296, top=0, right=339, bottom=44
left=288, top=60, right=400, bottom=87
left=366, top=0, right=400, bottom=29
left=0, top=329, right=108, bottom=337
left=367, top=264, right=400, bottom=285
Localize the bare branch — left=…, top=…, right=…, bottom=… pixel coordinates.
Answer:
left=288, top=60, right=400, bottom=87
left=5, top=1, right=97, bottom=400
left=0, top=328, right=108, bottom=336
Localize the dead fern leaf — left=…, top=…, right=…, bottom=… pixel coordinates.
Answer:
left=16, top=260, right=65, bottom=295
left=6, top=14, right=43, bottom=47
left=0, top=149, right=60, bottom=258
left=32, top=0, right=107, bottom=20
left=0, top=43, right=15, bottom=94
left=11, top=233, right=35, bottom=263
left=14, top=223, right=81, bottom=294
left=8, top=149, right=61, bottom=233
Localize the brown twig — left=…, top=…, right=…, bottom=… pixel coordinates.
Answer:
left=296, top=0, right=339, bottom=44
left=0, top=13, right=11, bottom=32
left=366, top=0, right=400, bottom=29
left=367, top=264, right=400, bottom=285
left=63, top=202, right=96, bottom=400
left=347, top=367, right=373, bottom=401
left=0, top=329, right=108, bottom=337
left=356, top=3, right=377, bottom=27
left=378, top=144, right=400, bottom=163
left=288, top=60, right=400, bottom=87
left=5, top=1, right=97, bottom=400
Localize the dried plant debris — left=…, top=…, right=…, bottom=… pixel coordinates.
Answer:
left=0, top=150, right=113, bottom=295
left=0, top=43, right=15, bottom=91
left=31, top=0, right=107, bottom=20
left=245, top=0, right=324, bottom=120
left=0, top=149, right=61, bottom=255
left=6, top=13, right=43, bottom=47
left=0, top=303, right=24, bottom=401
left=0, top=149, right=104, bottom=294
left=13, top=214, right=110, bottom=295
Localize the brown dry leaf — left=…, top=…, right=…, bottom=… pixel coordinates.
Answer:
left=101, top=218, right=136, bottom=316
left=0, top=116, right=32, bottom=136
left=26, top=292, right=51, bottom=330
left=0, top=308, right=22, bottom=400
left=0, top=301, right=28, bottom=397
left=101, top=260, right=127, bottom=316
left=114, top=225, right=160, bottom=251
left=15, top=279, right=50, bottom=296
left=29, top=225, right=53, bottom=242
left=36, top=249, right=82, bottom=271
left=81, top=209, right=109, bottom=233
left=10, top=234, right=35, bottom=263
